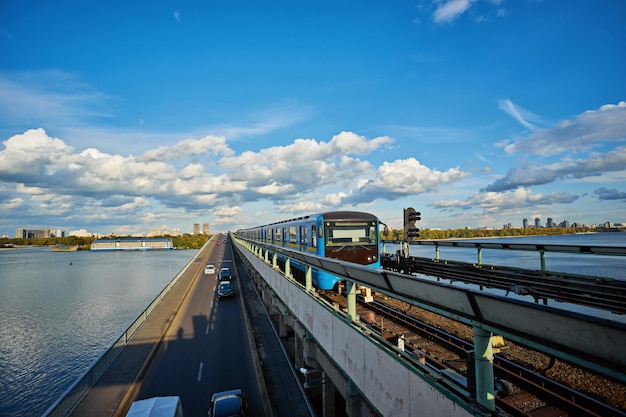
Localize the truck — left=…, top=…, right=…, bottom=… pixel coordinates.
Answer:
left=125, top=396, right=184, bottom=417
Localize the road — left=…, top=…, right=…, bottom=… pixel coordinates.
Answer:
left=133, top=235, right=264, bottom=417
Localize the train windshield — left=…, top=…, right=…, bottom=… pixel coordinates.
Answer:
left=326, top=221, right=378, bottom=246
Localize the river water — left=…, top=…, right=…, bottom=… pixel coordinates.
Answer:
left=0, top=248, right=197, bottom=417
left=1, top=233, right=625, bottom=417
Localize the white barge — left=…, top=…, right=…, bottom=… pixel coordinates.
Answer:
left=90, top=238, right=174, bottom=251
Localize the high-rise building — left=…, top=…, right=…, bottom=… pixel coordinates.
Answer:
left=193, top=223, right=200, bottom=235
left=535, top=218, right=541, bottom=228
left=203, top=223, right=210, bottom=235
left=522, top=218, right=528, bottom=229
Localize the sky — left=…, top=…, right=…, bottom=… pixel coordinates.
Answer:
left=1, top=0, right=625, bottom=237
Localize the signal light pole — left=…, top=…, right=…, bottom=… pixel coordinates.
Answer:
left=402, top=207, right=421, bottom=259
left=403, top=207, right=421, bottom=241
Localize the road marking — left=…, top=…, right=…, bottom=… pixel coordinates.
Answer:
left=205, top=323, right=210, bottom=334
left=197, top=362, right=203, bottom=381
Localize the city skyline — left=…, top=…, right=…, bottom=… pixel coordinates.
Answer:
left=1, top=1, right=625, bottom=237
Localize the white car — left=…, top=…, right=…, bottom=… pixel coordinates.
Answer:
left=204, top=264, right=216, bottom=275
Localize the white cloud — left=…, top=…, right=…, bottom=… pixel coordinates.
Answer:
left=486, top=145, right=626, bottom=192
left=221, top=132, right=392, bottom=191
left=433, top=0, right=476, bottom=23
left=505, top=102, right=626, bottom=156
left=432, top=187, right=579, bottom=212
left=139, top=135, right=234, bottom=161
left=498, top=99, right=539, bottom=130
left=350, top=158, right=470, bottom=203
left=0, top=71, right=112, bottom=126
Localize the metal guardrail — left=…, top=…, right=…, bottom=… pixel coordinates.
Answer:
left=382, top=239, right=626, bottom=272
left=237, top=237, right=626, bottom=385
left=41, top=243, right=206, bottom=417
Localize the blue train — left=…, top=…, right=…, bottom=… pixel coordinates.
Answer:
left=236, top=211, right=383, bottom=290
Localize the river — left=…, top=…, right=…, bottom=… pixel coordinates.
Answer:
left=0, top=247, right=197, bottom=417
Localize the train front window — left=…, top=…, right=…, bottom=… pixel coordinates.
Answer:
left=325, top=221, right=377, bottom=246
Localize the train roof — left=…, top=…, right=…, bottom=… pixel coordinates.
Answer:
left=237, top=211, right=378, bottom=231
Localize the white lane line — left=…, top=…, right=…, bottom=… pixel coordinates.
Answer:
left=205, top=323, right=210, bottom=335
left=197, top=362, right=204, bottom=382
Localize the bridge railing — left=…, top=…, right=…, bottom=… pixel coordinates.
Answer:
left=382, top=239, right=626, bottom=272
left=41, top=242, right=206, bottom=417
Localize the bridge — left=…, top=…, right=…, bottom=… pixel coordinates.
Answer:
left=43, top=234, right=626, bottom=417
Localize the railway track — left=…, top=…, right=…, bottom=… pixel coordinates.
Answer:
left=381, top=255, right=626, bottom=315
left=320, top=290, right=626, bottom=417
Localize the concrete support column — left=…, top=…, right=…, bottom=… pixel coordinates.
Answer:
left=278, top=308, right=288, bottom=338
left=302, top=331, right=315, bottom=363
left=346, top=280, right=357, bottom=322
left=285, top=258, right=291, bottom=279
left=294, top=331, right=303, bottom=369
left=345, top=380, right=362, bottom=417
left=263, top=285, right=272, bottom=311
left=322, top=372, right=336, bottom=417
left=473, top=325, right=496, bottom=411
left=305, top=265, right=312, bottom=292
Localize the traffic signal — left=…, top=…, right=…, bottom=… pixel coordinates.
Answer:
left=403, top=207, right=421, bottom=241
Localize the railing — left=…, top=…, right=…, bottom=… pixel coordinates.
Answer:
left=383, top=239, right=626, bottom=272
left=41, top=242, right=206, bottom=417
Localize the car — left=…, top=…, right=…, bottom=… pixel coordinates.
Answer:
left=209, top=389, right=246, bottom=417
left=204, top=264, right=216, bottom=275
left=216, top=240, right=222, bottom=245
left=219, top=267, right=231, bottom=280
left=217, top=281, right=234, bottom=298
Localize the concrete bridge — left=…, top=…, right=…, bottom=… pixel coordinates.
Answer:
left=44, top=233, right=626, bottom=417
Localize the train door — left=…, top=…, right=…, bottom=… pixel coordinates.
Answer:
left=300, top=225, right=307, bottom=252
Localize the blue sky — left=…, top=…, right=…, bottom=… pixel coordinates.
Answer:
left=1, top=0, right=625, bottom=237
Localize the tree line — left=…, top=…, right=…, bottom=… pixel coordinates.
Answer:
left=382, top=226, right=595, bottom=241
left=0, top=234, right=210, bottom=250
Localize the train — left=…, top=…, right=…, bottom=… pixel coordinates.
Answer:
left=235, top=211, right=384, bottom=290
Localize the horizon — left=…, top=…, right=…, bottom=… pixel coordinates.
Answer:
left=1, top=1, right=625, bottom=237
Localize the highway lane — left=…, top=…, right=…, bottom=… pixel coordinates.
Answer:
left=133, top=235, right=264, bottom=417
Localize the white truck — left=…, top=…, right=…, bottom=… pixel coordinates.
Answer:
left=125, top=396, right=184, bottom=417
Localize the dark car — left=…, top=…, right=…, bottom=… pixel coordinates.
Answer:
left=217, top=281, right=234, bottom=298
left=219, top=267, right=231, bottom=280
left=209, top=389, right=246, bottom=417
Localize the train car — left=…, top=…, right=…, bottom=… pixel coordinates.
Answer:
left=236, top=211, right=382, bottom=290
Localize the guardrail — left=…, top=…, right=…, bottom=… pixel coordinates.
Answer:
left=41, top=243, right=206, bottom=417
left=382, top=239, right=626, bottom=272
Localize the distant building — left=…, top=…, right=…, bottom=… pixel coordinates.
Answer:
left=522, top=218, right=528, bottom=229
left=15, top=227, right=58, bottom=239
left=546, top=217, right=554, bottom=228
left=69, top=229, right=99, bottom=237
left=534, top=218, right=541, bottom=228
left=203, top=223, right=210, bottom=235
left=193, top=223, right=200, bottom=235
